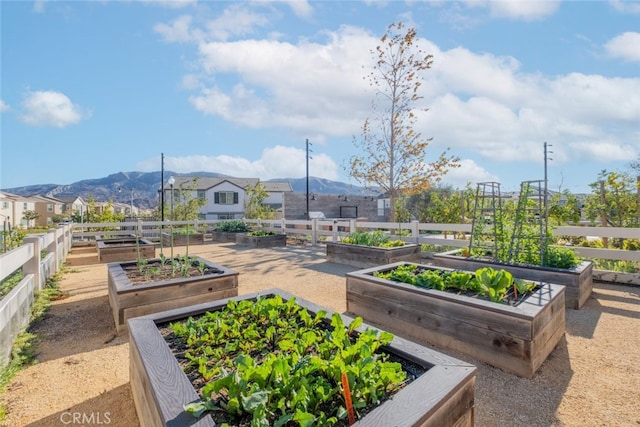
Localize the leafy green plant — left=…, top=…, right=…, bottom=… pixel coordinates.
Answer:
left=342, top=230, right=405, bottom=248
left=374, top=264, right=535, bottom=304
left=543, top=246, right=580, bottom=269
left=167, top=295, right=409, bottom=425
left=216, top=220, right=250, bottom=233
left=247, top=230, right=277, bottom=237
left=474, top=267, right=513, bottom=303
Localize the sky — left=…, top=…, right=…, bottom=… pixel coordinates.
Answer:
left=1, top=0, right=639, bottom=195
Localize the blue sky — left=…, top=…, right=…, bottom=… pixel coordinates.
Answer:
left=1, top=0, right=639, bottom=194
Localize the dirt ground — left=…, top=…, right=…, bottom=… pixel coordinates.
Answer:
left=1, top=242, right=639, bottom=427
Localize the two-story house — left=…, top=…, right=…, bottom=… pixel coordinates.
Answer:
left=30, top=195, right=65, bottom=227
left=162, top=177, right=292, bottom=220
left=0, top=191, right=39, bottom=229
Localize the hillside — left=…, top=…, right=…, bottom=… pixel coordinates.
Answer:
left=2, top=172, right=374, bottom=209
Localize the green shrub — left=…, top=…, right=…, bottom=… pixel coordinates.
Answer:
left=246, top=230, right=277, bottom=237
left=342, top=230, right=405, bottom=247
left=215, top=220, right=250, bottom=233
left=544, top=247, right=580, bottom=269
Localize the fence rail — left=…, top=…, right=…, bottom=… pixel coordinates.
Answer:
left=0, top=224, right=72, bottom=368
left=71, top=219, right=640, bottom=263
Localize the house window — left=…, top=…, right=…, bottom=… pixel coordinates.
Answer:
left=197, top=190, right=207, bottom=201
left=214, top=191, right=238, bottom=205
left=47, top=204, right=53, bottom=212
left=1, top=202, right=7, bottom=209
left=24, top=203, right=28, bottom=210
left=217, top=213, right=235, bottom=220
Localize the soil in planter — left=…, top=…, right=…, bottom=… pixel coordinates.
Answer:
left=122, top=259, right=224, bottom=285
left=158, top=296, right=427, bottom=426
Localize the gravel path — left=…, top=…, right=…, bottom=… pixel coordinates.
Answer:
left=1, top=242, right=639, bottom=426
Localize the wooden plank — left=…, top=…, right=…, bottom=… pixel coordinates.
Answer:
left=121, top=288, right=238, bottom=332
left=128, top=318, right=215, bottom=427
left=128, top=289, right=476, bottom=427
left=572, top=246, right=640, bottom=262
left=0, top=245, right=33, bottom=281
left=359, top=366, right=476, bottom=427
left=347, top=277, right=533, bottom=337
left=346, top=268, right=566, bottom=378
left=347, top=289, right=530, bottom=364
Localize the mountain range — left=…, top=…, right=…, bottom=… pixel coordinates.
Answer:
left=1, top=171, right=375, bottom=210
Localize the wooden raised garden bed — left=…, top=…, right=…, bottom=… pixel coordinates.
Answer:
left=108, top=256, right=238, bottom=333
left=97, top=237, right=155, bottom=263
left=161, top=232, right=205, bottom=247
left=235, top=233, right=286, bottom=248
left=346, top=262, right=566, bottom=378
left=432, top=249, right=592, bottom=309
left=210, top=231, right=243, bottom=243
left=326, top=241, right=421, bottom=268
left=128, top=288, right=476, bottom=427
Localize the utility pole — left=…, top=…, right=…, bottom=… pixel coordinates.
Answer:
left=543, top=142, right=553, bottom=265
left=161, top=153, right=165, bottom=221
left=306, top=139, right=312, bottom=220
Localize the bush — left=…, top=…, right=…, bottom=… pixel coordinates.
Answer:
left=342, top=230, right=405, bottom=247
left=544, top=247, right=580, bottom=269
left=246, top=230, right=277, bottom=237
left=215, top=220, right=250, bottom=233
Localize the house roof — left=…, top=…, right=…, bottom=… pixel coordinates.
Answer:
left=163, top=176, right=292, bottom=192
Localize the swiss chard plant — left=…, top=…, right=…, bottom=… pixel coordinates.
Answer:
left=166, top=295, right=409, bottom=426
left=374, top=265, right=537, bottom=304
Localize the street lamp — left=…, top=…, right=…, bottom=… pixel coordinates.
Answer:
left=168, top=176, right=175, bottom=221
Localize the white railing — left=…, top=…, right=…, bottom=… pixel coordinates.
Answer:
left=0, top=224, right=73, bottom=368
left=71, top=219, right=639, bottom=262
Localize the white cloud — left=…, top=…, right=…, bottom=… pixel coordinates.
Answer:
left=142, top=0, right=197, bottom=9
left=20, top=90, right=87, bottom=128
left=136, top=145, right=339, bottom=180
left=33, top=0, right=46, bottom=13
left=163, top=16, right=639, bottom=177
left=191, top=26, right=374, bottom=135
left=488, top=0, right=560, bottom=21
left=283, top=0, right=313, bottom=19
left=609, top=0, right=640, bottom=14
left=441, top=159, right=499, bottom=189
left=0, top=100, right=9, bottom=112
left=154, top=15, right=198, bottom=43
left=604, top=32, right=640, bottom=62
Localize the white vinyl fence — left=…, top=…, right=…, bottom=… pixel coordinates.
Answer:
left=0, top=224, right=72, bottom=367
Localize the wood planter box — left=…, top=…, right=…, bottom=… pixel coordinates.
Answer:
left=210, top=231, right=245, bottom=243
left=235, top=233, right=287, bottom=248
left=432, top=249, right=592, bottom=309
left=128, top=289, right=476, bottom=427
left=97, top=238, right=155, bottom=263
left=108, top=256, right=238, bottom=333
left=326, top=241, right=421, bottom=268
left=593, top=269, right=640, bottom=286
left=346, top=262, right=566, bottom=378
left=161, top=232, right=205, bottom=247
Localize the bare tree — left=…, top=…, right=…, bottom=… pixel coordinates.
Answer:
left=349, top=22, right=459, bottom=222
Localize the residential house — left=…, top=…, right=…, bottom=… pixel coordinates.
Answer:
left=58, top=196, right=87, bottom=218
left=30, top=195, right=65, bottom=227
left=0, top=191, right=38, bottom=229
left=162, top=177, right=293, bottom=220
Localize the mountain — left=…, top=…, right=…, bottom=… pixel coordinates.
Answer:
left=2, top=172, right=373, bottom=209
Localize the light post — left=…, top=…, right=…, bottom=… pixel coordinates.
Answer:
left=168, top=176, right=175, bottom=221
left=129, top=188, right=134, bottom=217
